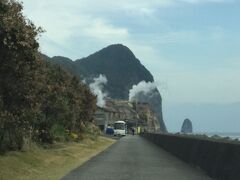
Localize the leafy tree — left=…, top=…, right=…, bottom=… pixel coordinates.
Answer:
left=0, top=0, right=42, bottom=152
left=0, top=0, right=97, bottom=152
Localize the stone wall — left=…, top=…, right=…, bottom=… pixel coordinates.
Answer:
left=141, top=133, right=240, bottom=180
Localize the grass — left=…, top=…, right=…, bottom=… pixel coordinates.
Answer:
left=0, top=136, right=115, bottom=180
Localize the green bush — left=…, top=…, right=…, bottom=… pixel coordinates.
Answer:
left=83, top=123, right=101, bottom=141
left=50, top=124, right=68, bottom=142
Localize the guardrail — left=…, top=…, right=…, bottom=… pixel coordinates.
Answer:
left=141, top=133, right=240, bottom=180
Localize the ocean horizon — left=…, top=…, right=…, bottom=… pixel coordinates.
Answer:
left=195, top=132, right=240, bottom=140
left=170, top=131, right=240, bottom=140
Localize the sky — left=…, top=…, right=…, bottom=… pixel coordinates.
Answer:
left=21, top=0, right=240, bottom=132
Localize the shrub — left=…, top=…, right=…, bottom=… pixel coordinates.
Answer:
left=50, top=124, right=68, bottom=142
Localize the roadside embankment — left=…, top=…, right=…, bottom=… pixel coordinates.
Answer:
left=0, top=136, right=115, bottom=180
left=141, top=133, right=240, bottom=180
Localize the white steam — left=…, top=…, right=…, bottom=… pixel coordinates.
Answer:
left=82, top=79, right=86, bottom=84
left=89, top=74, right=108, bottom=107
left=129, top=81, right=157, bottom=101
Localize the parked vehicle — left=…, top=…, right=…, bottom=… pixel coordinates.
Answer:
left=106, top=126, right=114, bottom=135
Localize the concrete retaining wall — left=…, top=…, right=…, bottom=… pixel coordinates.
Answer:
left=141, top=133, right=240, bottom=180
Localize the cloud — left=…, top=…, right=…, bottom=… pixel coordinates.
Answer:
left=20, top=0, right=240, bottom=108
left=21, top=0, right=232, bottom=57
left=22, top=0, right=131, bottom=56
left=179, top=0, right=233, bottom=4
left=156, top=64, right=240, bottom=105
left=83, top=19, right=129, bottom=41
left=151, top=31, right=200, bottom=44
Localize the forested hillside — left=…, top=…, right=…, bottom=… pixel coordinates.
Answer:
left=48, top=44, right=154, bottom=99
left=0, top=0, right=97, bottom=153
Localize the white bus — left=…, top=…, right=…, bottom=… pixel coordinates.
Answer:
left=113, top=121, right=126, bottom=136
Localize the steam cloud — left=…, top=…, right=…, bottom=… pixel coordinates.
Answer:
left=89, top=74, right=108, bottom=107
left=129, top=81, right=157, bottom=101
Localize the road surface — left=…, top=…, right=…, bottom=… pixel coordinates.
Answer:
left=62, top=135, right=212, bottom=180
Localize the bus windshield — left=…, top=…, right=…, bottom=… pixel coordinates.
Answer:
left=114, top=123, right=125, bottom=130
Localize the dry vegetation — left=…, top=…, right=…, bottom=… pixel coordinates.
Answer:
left=0, top=136, right=115, bottom=180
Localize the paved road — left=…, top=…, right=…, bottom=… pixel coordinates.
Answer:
left=62, top=135, right=212, bottom=180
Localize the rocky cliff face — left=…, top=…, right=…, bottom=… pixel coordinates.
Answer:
left=181, top=119, right=193, bottom=133
left=43, top=44, right=167, bottom=132
left=134, top=102, right=160, bottom=132
left=130, top=90, right=166, bottom=132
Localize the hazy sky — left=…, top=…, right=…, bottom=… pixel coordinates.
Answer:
left=21, top=0, right=240, bottom=132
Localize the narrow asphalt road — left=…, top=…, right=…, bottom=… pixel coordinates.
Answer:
left=62, top=135, right=212, bottom=180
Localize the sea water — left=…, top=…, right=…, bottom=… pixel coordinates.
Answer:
left=198, top=132, right=240, bottom=140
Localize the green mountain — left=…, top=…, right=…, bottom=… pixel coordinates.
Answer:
left=43, top=44, right=167, bottom=131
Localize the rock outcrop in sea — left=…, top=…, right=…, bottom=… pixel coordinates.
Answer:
left=181, top=119, right=193, bottom=133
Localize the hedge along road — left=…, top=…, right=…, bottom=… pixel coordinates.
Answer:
left=62, top=135, right=212, bottom=180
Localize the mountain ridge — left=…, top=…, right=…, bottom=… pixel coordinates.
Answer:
left=42, top=44, right=167, bottom=132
